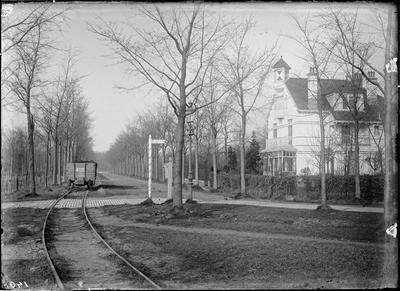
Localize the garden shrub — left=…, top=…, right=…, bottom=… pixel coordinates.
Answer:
left=360, top=174, right=384, bottom=201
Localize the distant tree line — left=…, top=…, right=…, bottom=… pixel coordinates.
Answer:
left=1, top=5, right=94, bottom=192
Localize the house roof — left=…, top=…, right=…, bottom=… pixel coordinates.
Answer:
left=273, top=57, right=291, bottom=70
left=285, top=78, right=309, bottom=110
left=284, top=77, right=381, bottom=122
left=331, top=100, right=383, bottom=122
left=285, top=78, right=332, bottom=110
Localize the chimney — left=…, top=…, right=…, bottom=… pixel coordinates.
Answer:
left=367, top=71, right=377, bottom=81
left=366, top=71, right=378, bottom=104
left=307, top=67, right=317, bottom=110
left=354, top=72, right=362, bottom=87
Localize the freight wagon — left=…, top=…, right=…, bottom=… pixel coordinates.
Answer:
left=66, top=161, right=97, bottom=188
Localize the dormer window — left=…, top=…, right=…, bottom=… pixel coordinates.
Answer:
left=342, top=95, right=355, bottom=110
left=341, top=94, right=364, bottom=111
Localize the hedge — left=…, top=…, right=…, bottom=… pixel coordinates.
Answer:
left=217, top=172, right=384, bottom=201
left=218, top=172, right=297, bottom=200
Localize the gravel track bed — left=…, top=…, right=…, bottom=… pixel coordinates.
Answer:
left=46, top=208, right=151, bottom=290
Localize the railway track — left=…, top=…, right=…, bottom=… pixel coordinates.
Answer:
left=42, top=189, right=162, bottom=290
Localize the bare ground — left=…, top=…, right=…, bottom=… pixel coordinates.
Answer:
left=85, top=202, right=385, bottom=289
left=1, top=183, right=388, bottom=289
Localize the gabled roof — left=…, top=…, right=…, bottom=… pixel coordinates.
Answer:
left=284, top=77, right=381, bottom=122
left=285, top=78, right=331, bottom=110
left=285, top=78, right=308, bottom=110
left=273, top=57, right=291, bottom=70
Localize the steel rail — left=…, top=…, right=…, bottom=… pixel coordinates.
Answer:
left=82, top=190, right=163, bottom=290
left=41, top=190, right=72, bottom=290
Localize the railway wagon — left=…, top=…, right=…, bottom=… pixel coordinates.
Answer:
left=66, top=161, right=97, bottom=188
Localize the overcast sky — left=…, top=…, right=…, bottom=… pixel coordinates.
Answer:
left=1, top=1, right=388, bottom=152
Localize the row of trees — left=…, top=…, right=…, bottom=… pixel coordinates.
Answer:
left=100, top=98, right=262, bottom=186
left=89, top=5, right=278, bottom=209
left=1, top=5, right=94, bottom=193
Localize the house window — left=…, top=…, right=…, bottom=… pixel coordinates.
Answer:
left=288, top=119, right=292, bottom=145
left=328, top=125, right=335, bottom=144
left=341, top=124, right=351, bottom=144
left=360, top=127, right=370, bottom=145
left=273, top=123, right=277, bottom=138
left=342, top=94, right=364, bottom=111
left=374, top=125, right=380, bottom=136
left=342, top=95, right=355, bottom=110
left=276, top=70, right=283, bottom=81
left=265, top=151, right=296, bottom=175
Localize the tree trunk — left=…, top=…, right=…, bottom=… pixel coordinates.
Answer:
left=135, top=154, right=138, bottom=176
left=155, top=146, right=158, bottom=181
left=173, top=52, right=188, bottom=210
left=319, top=118, right=327, bottom=206
left=224, top=134, right=228, bottom=166
left=382, top=6, right=398, bottom=286
left=182, top=145, right=185, bottom=185
left=318, top=84, right=327, bottom=207
left=53, top=135, right=58, bottom=185
left=142, top=154, right=146, bottom=178
left=27, top=110, right=36, bottom=194
left=194, top=136, right=199, bottom=185
left=212, top=131, right=218, bottom=189
left=45, top=133, right=50, bottom=187
left=63, top=141, right=68, bottom=182
left=354, top=121, right=361, bottom=199
left=173, top=113, right=185, bottom=210
left=162, top=146, right=166, bottom=182
left=58, top=139, right=62, bottom=184
left=240, top=114, right=246, bottom=195
left=138, top=154, right=142, bottom=177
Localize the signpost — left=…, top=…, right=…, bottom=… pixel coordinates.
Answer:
left=148, top=135, right=165, bottom=200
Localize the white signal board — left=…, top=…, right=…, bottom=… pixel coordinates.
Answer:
left=152, top=139, right=165, bottom=144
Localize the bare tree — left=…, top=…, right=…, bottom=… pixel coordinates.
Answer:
left=366, top=121, right=384, bottom=174
left=4, top=16, right=52, bottom=195
left=142, top=100, right=177, bottom=181
left=1, top=4, right=67, bottom=108
left=284, top=13, right=339, bottom=209
left=320, top=7, right=384, bottom=201
left=88, top=4, right=231, bottom=210
left=38, top=52, right=80, bottom=185
left=199, top=65, right=232, bottom=189
left=220, top=17, right=277, bottom=195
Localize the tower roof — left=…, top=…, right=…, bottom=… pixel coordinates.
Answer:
left=273, top=57, right=291, bottom=70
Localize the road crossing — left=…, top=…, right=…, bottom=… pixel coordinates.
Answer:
left=1, top=198, right=169, bottom=209
left=2, top=197, right=383, bottom=213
